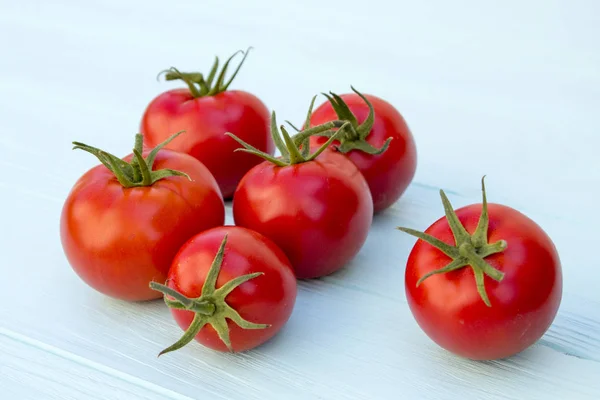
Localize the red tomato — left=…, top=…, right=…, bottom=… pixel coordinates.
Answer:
left=60, top=133, right=225, bottom=301
left=233, top=150, right=373, bottom=279
left=309, top=89, right=417, bottom=213
left=399, top=179, right=562, bottom=360
left=150, top=226, right=297, bottom=354
left=140, top=49, right=273, bottom=199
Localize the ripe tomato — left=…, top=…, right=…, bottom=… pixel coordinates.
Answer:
left=309, top=88, right=417, bottom=213
left=398, top=178, right=562, bottom=360
left=229, top=109, right=373, bottom=279
left=60, top=133, right=225, bottom=302
left=150, top=226, right=297, bottom=354
left=139, top=49, right=273, bottom=199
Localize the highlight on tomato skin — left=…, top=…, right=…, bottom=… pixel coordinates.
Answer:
left=150, top=225, right=298, bottom=354
left=60, top=132, right=226, bottom=302
left=139, top=48, right=274, bottom=199
left=397, top=177, right=562, bottom=361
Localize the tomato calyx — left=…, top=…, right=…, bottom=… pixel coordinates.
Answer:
left=158, top=47, right=252, bottom=98
left=226, top=96, right=351, bottom=167
left=313, top=86, right=391, bottom=156
left=72, top=132, right=191, bottom=188
left=397, top=177, right=508, bottom=307
left=149, top=234, right=269, bottom=355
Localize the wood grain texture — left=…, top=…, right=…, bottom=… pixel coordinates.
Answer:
left=1, top=329, right=195, bottom=400
left=1, top=0, right=599, bottom=399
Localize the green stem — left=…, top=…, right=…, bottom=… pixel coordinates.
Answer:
left=397, top=178, right=509, bottom=307
left=149, top=234, right=269, bottom=355
left=285, top=120, right=302, bottom=132
left=303, top=96, right=317, bottom=130
left=416, top=258, right=467, bottom=287
left=164, top=297, right=189, bottom=310
left=292, top=120, right=347, bottom=146
left=205, top=56, right=219, bottom=88
left=472, top=175, right=490, bottom=248
left=439, top=190, right=471, bottom=244
left=316, top=87, right=391, bottom=156
left=306, top=123, right=348, bottom=162
left=459, top=243, right=504, bottom=282
left=149, top=282, right=216, bottom=316
left=280, top=126, right=303, bottom=164
left=396, top=227, right=459, bottom=258
left=104, top=152, right=138, bottom=188
left=473, top=267, right=491, bottom=307
left=221, top=47, right=252, bottom=92
left=478, top=240, right=508, bottom=258
left=322, top=92, right=358, bottom=128
left=269, top=112, right=289, bottom=160
left=162, top=67, right=202, bottom=98
left=158, top=314, right=208, bottom=356
left=227, top=98, right=354, bottom=167
left=134, top=134, right=144, bottom=154
left=351, top=86, right=375, bottom=139
left=145, top=130, right=185, bottom=170
left=133, top=149, right=152, bottom=185
left=160, top=48, right=253, bottom=98
left=72, top=132, right=190, bottom=188
left=227, top=133, right=288, bottom=167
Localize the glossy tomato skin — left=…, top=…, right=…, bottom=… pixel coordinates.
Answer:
left=167, top=226, right=297, bottom=352
left=60, top=149, right=225, bottom=301
left=140, top=89, right=273, bottom=199
left=405, top=203, right=562, bottom=360
left=233, top=151, right=373, bottom=279
left=310, top=93, right=417, bottom=213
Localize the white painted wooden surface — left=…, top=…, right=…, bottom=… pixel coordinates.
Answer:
left=1, top=0, right=599, bottom=398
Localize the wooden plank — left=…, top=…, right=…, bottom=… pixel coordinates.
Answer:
left=0, top=329, right=195, bottom=400
left=1, top=189, right=599, bottom=399
left=1, top=0, right=599, bottom=398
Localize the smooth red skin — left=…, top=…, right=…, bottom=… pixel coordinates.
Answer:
left=140, top=88, right=274, bottom=199
left=309, top=93, right=417, bottom=213
left=232, top=151, right=373, bottom=279
left=405, top=203, right=562, bottom=360
left=60, top=149, right=225, bottom=301
left=167, top=226, right=297, bottom=352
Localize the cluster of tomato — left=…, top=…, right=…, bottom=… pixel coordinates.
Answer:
left=60, top=49, right=563, bottom=361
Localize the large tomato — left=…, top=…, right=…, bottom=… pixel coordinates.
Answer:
left=309, top=88, right=417, bottom=213
left=140, top=49, right=273, bottom=199
left=150, top=226, right=297, bottom=354
left=398, top=178, right=562, bottom=360
left=229, top=112, right=373, bottom=279
left=60, top=133, right=225, bottom=302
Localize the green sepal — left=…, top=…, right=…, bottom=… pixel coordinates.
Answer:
left=226, top=97, right=350, bottom=167
left=318, top=86, right=391, bottom=156
left=149, top=234, right=269, bottom=355
left=72, top=131, right=190, bottom=188
left=397, top=177, right=508, bottom=307
left=158, top=47, right=253, bottom=98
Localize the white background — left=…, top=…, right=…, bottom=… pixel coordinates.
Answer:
left=1, top=0, right=599, bottom=399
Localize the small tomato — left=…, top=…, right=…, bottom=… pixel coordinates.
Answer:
left=60, top=132, right=225, bottom=301
left=150, top=226, right=297, bottom=354
left=309, top=87, right=417, bottom=213
left=140, top=48, right=273, bottom=199
left=398, top=178, right=562, bottom=360
left=229, top=100, right=373, bottom=279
